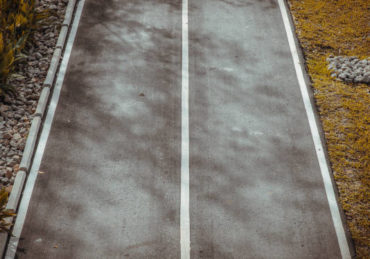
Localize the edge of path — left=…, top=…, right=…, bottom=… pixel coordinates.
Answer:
left=0, top=0, right=79, bottom=257
left=280, top=0, right=356, bottom=257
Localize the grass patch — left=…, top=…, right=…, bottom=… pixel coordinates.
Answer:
left=287, top=0, right=369, bottom=257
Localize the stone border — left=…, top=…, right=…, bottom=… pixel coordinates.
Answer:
left=0, top=0, right=79, bottom=256
left=18, top=117, right=41, bottom=172
left=43, top=48, right=62, bottom=87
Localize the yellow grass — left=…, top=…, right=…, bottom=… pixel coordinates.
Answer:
left=0, top=0, right=36, bottom=95
left=287, top=0, right=370, bottom=257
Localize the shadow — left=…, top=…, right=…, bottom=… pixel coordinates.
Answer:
left=187, top=0, right=341, bottom=258
left=220, top=0, right=278, bottom=10
left=15, top=0, right=341, bottom=258
left=17, top=0, right=182, bottom=258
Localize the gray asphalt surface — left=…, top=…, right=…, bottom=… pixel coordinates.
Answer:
left=17, top=0, right=182, bottom=258
left=14, top=0, right=345, bottom=258
left=188, top=1, right=341, bottom=258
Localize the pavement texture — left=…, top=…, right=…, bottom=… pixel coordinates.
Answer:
left=13, top=0, right=345, bottom=258
left=188, top=0, right=341, bottom=258
left=17, top=0, right=182, bottom=258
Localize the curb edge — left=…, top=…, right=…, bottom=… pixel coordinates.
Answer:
left=0, top=0, right=79, bottom=257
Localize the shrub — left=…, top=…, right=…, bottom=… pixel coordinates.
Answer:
left=0, top=0, right=36, bottom=96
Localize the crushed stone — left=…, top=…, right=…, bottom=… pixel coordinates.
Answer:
left=327, top=56, right=370, bottom=84
left=0, top=0, right=67, bottom=188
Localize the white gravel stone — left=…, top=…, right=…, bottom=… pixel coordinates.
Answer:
left=327, top=56, right=370, bottom=84
left=12, top=133, right=21, bottom=140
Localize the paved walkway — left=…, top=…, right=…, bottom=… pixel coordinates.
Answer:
left=6, top=0, right=352, bottom=258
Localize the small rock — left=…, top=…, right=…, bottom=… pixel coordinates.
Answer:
left=9, top=140, right=18, bottom=148
left=13, top=133, right=22, bottom=140
left=0, top=105, right=10, bottom=112
left=7, top=159, right=17, bottom=167
left=339, top=73, right=349, bottom=79
left=354, top=76, right=364, bottom=83
left=328, top=63, right=336, bottom=70
left=328, top=56, right=370, bottom=84
left=3, top=132, right=12, bottom=139
left=363, top=75, right=370, bottom=84
left=35, top=52, right=43, bottom=59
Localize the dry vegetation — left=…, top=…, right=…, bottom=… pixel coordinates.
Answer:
left=0, top=0, right=38, bottom=231
left=287, top=0, right=369, bottom=257
left=0, top=0, right=38, bottom=95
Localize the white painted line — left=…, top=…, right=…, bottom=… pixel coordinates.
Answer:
left=4, top=1, right=86, bottom=258
left=181, top=0, right=190, bottom=258
left=277, top=1, right=351, bottom=258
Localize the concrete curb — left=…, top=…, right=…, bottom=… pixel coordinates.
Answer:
left=43, top=48, right=62, bottom=87
left=34, top=87, right=50, bottom=117
left=18, top=117, right=41, bottom=173
left=56, top=25, right=69, bottom=49
left=0, top=171, right=27, bottom=256
left=0, top=0, right=79, bottom=257
left=6, top=171, right=27, bottom=211
left=62, top=0, right=76, bottom=26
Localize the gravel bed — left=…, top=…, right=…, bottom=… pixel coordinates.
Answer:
left=327, top=56, right=370, bottom=84
left=0, top=0, right=68, bottom=189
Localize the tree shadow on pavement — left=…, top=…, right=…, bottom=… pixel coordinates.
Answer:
left=16, top=0, right=339, bottom=258
left=17, top=0, right=183, bottom=258
left=188, top=0, right=339, bottom=258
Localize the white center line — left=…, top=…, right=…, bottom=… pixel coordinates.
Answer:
left=277, top=1, right=351, bottom=258
left=181, top=0, right=190, bottom=258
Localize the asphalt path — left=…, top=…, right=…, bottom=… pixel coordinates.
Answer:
left=7, top=0, right=350, bottom=258
left=188, top=0, right=342, bottom=258
left=15, top=0, right=182, bottom=258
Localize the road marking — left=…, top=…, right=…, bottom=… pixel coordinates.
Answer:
left=4, top=1, right=86, bottom=258
left=181, top=0, right=190, bottom=258
left=277, top=1, right=351, bottom=258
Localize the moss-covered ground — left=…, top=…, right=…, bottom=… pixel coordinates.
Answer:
left=287, top=0, right=369, bottom=257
